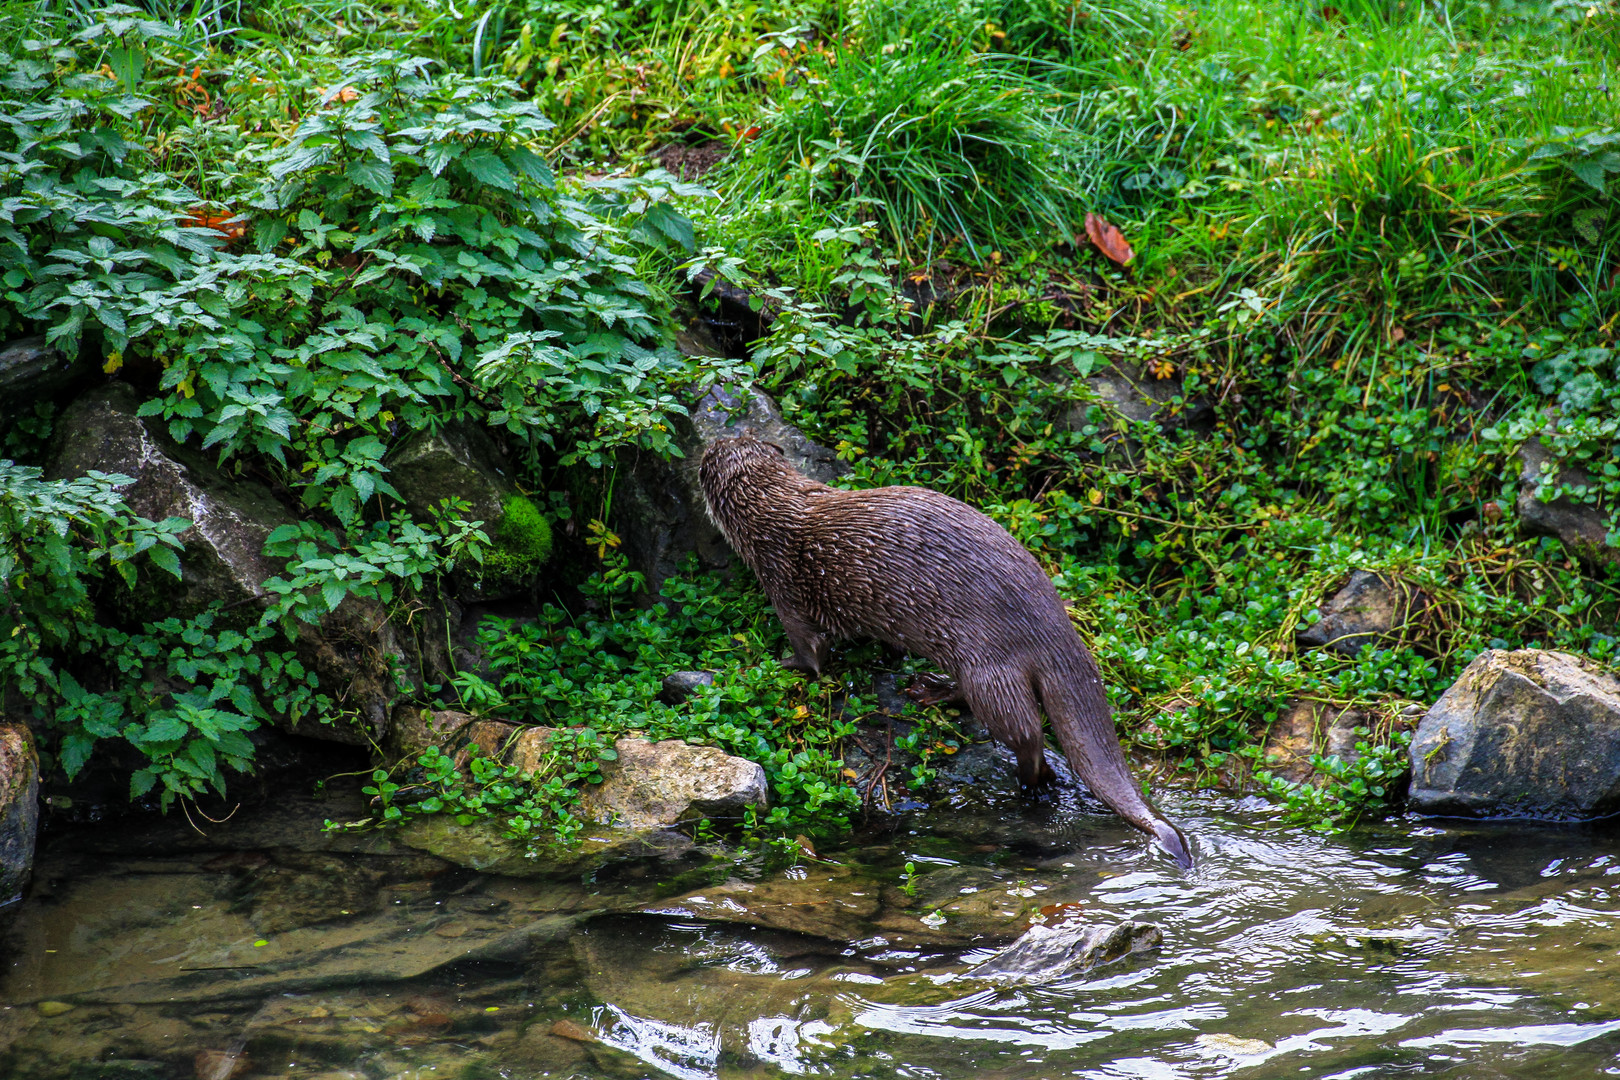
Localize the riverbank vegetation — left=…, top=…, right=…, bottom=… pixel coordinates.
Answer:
left=1, top=0, right=1617, bottom=844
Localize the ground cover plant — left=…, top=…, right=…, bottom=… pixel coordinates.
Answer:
left=2, top=0, right=1618, bottom=849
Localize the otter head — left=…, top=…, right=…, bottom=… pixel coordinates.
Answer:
left=698, top=433, right=810, bottom=546
left=699, top=433, right=792, bottom=498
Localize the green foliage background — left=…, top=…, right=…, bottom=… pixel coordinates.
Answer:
left=1, top=0, right=1618, bottom=842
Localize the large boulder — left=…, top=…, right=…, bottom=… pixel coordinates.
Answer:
left=1517, top=439, right=1617, bottom=566
left=581, top=736, right=768, bottom=829
left=45, top=383, right=425, bottom=746
left=1409, top=649, right=1620, bottom=819
left=612, top=381, right=846, bottom=595
left=0, top=722, right=39, bottom=904
left=1297, top=571, right=1427, bottom=657
left=49, top=383, right=291, bottom=614
left=388, top=423, right=515, bottom=530
left=0, top=336, right=93, bottom=422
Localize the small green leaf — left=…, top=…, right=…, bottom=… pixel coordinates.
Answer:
left=1570, top=157, right=1609, bottom=194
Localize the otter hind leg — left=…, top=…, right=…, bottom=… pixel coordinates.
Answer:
left=958, top=667, right=1054, bottom=790
left=777, top=611, right=831, bottom=677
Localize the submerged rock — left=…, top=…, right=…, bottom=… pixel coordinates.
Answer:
left=582, top=737, right=767, bottom=830
left=1517, top=438, right=1617, bottom=566
left=1409, top=649, right=1620, bottom=819
left=964, top=918, right=1163, bottom=984
left=395, top=813, right=695, bottom=878
left=0, top=721, right=39, bottom=904
left=1296, top=570, right=1427, bottom=656
left=646, top=860, right=1048, bottom=947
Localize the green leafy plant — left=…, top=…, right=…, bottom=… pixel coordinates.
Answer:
left=0, top=461, right=322, bottom=805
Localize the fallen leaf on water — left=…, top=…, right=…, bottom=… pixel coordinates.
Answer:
left=195, top=1049, right=252, bottom=1080
left=1083, top=212, right=1134, bottom=267
left=552, top=1019, right=598, bottom=1042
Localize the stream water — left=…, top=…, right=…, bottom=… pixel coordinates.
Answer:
left=4, top=761, right=1620, bottom=1080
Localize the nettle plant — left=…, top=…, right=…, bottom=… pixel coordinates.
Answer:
left=0, top=463, right=324, bottom=807
left=5, top=21, right=725, bottom=520
left=1, top=18, right=732, bottom=804
left=140, top=49, right=721, bottom=510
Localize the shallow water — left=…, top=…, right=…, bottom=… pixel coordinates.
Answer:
left=4, top=773, right=1620, bottom=1080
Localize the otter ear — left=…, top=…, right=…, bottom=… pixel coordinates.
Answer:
left=760, top=440, right=786, bottom=457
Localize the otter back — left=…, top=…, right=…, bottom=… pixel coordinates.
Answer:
left=698, top=433, right=1192, bottom=867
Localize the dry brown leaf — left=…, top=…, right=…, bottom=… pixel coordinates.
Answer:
left=1083, top=212, right=1134, bottom=267
left=551, top=1019, right=599, bottom=1043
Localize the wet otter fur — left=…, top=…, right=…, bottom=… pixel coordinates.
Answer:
left=700, top=433, right=1192, bottom=867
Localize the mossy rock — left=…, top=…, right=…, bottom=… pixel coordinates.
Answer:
left=477, top=494, right=553, bottom=588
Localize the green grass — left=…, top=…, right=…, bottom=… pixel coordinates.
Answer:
left=6, top=0, right=1620, bottom=837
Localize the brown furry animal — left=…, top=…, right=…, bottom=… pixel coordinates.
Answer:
left=700, top=433, right=1192, bottom=867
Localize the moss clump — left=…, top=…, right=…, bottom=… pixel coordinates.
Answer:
left=484, top=495, right=552, bottom=579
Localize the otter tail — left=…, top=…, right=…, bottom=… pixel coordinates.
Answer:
left=1036, top=655, right=1193, bottom=869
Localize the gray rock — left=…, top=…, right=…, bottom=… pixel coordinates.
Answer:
left=1518, top=438, right=1616, bottom=566
left=0, top=721, right=39, bottom=904
left=658, top=670, right=715, bottom=705
left=0, top=336, right=92, bottom=418
left=388, top=423, right=515, bottom=530
left=1410, top=649, right=1620, bottom=819
left=964, top=918, right=1163, bottom=984
left=49, top=383, right=290, bottom=613
left=1061, top=361, right=1213, bottom=456
left=686, top=383, right=848, bottom=484
left=581, top=737, right=768, bottom=829
left=1297, top=571, right=1426, bottom=656
left=45, top=384, right=422, bottom=746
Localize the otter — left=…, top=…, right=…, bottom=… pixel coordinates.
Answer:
left=700, top=434, right=1192, bottom=868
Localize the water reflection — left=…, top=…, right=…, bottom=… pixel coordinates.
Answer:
left=3, top=786, right=1620, bottom=1078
